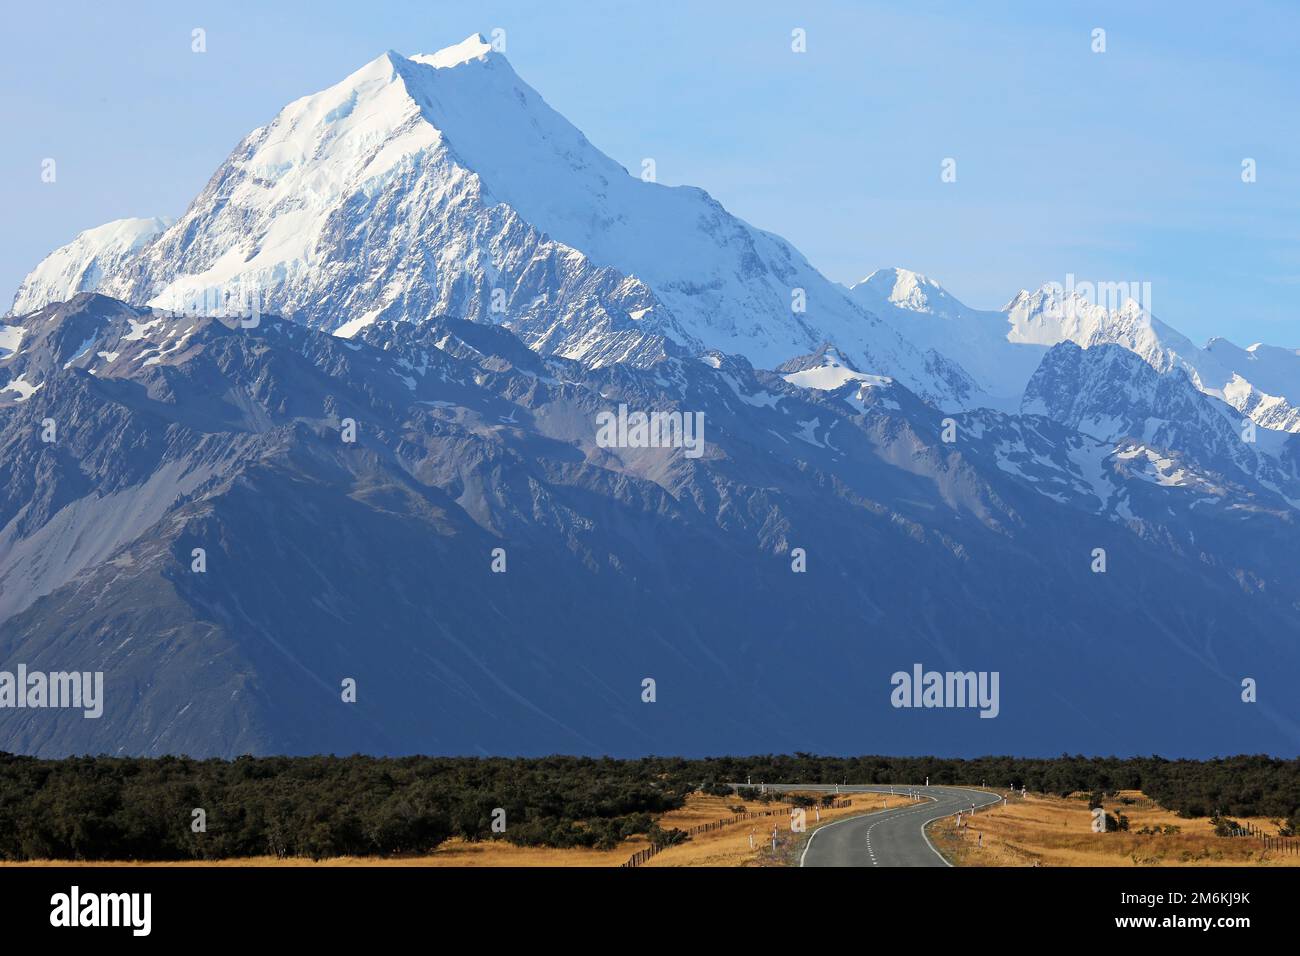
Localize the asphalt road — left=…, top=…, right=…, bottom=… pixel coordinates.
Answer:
left=732, top=784, right=1003, bottom=867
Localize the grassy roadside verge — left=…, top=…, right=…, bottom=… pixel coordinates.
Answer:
left=930, top=789, right=1300, bottom=867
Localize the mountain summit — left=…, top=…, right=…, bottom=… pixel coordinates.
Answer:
left=14, top=37, right=1300, bottom=429
left=854, top=267, right=962, bottom=317
left=10, top=35, right=974, bottom=406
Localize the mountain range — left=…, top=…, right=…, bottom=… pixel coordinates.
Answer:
left=2, top=35, right=1298, bottom=758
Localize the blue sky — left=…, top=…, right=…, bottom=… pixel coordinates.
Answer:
left=3, top=0, right=1298, bottom=345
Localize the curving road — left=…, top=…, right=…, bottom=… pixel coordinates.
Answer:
left=733, top=784, right=1002, bottom=867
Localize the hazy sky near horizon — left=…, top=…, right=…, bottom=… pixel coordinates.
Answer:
left=3, top=0, right=1298, bottom=345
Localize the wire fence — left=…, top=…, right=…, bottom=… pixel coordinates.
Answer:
left=620, top=798, right=853, bottom=868
left=1219, top=820, right=1300, bottom=854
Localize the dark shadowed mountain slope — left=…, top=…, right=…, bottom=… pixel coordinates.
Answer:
left=1, top=295, right=1298, bottom=757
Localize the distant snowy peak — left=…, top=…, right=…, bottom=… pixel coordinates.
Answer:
left=852, top=267, right=963, bottom=317
left=1004, top=285, right=1162, bottom=350
left=843, top=268, right=1300, bottom=431
left=1203, top=337, right=1300, bottom=397
left=847, top=266, right=1040, bottom=410
left=1007, top=284, right=1300, bottom=432
left=9, top=217, right=171, bottom=316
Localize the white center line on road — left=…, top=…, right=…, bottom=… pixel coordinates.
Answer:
left=798, top=805, right=880, bottom=867
left=799, top=790, right=939, bottom=867
left=790, top=786, right=1002, bottom=868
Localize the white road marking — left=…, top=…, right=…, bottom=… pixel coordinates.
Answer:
left=788, top=785, right=1002, bottom=868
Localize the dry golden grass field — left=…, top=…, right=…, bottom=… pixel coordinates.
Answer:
left=8, top=789, right=1296, bottom=867
left=642, top=791, right=915, bottom=867
left=931, top=789, right=1300, bottom=867
left=0, top=790, right=913, bottom=868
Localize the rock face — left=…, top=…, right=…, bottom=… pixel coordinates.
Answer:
left=2, top=294, right=1299, bottom=758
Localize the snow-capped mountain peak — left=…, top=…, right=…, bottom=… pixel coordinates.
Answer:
left=10, top=35, right=981, bottom=408
left=1005, top=284, right=1300, bottom=431
left=854, top=267, right=959, bottom=316
left=9, top=217, right=172, bottom=316
left=847, top=266, right=1042, bottom=410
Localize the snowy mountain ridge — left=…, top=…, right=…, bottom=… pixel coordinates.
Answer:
left=11, top=216, right=172, bottom=317
left=10, top=35, right=1300, bottom=434
left=8, top=35, right=975, bottom=409
left=851, top=267, right=1300, bottom=432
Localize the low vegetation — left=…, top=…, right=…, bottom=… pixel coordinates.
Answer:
left=2, top=752, right=1298, bottom=862
left=931, top=789, right=1300, bottom=867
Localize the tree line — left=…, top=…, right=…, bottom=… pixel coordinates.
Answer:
left=694, top=753, right=1300, bottom=822
left=1, top=752, right=1296, bottom=861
